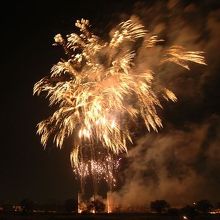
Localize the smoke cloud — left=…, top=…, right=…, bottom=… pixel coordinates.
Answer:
left=112, top=115, right=220, bottom=208
left=111, top=0, right=220, bottom=209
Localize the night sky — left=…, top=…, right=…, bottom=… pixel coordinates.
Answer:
left=1, top=0, right=220, bottom=206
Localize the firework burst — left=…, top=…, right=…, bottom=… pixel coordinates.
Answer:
left=33, top=18, right=206, bottom=190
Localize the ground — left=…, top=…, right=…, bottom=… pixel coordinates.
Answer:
left=0, top=213, right=220, bottom=220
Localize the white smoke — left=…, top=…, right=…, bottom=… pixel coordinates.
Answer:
left=111, top=0, right=220, bottom=209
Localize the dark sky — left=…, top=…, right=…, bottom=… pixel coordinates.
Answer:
left=1, top=0, right=220, bottom=206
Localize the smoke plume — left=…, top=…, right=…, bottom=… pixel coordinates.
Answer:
left=111, top=0, right=220, bottom=209
left=112, top=116, right=220, bottom=208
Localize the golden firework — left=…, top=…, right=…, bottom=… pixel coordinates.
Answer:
left=34, top=18, right=206, bottom=184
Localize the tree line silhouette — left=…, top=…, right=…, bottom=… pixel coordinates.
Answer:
left=0, top=198, right=219, bottom=218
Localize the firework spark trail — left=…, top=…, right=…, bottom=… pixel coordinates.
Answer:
left=72, top=153, right=120, bottom=193
left=33, top=18, right=206, bottom=189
